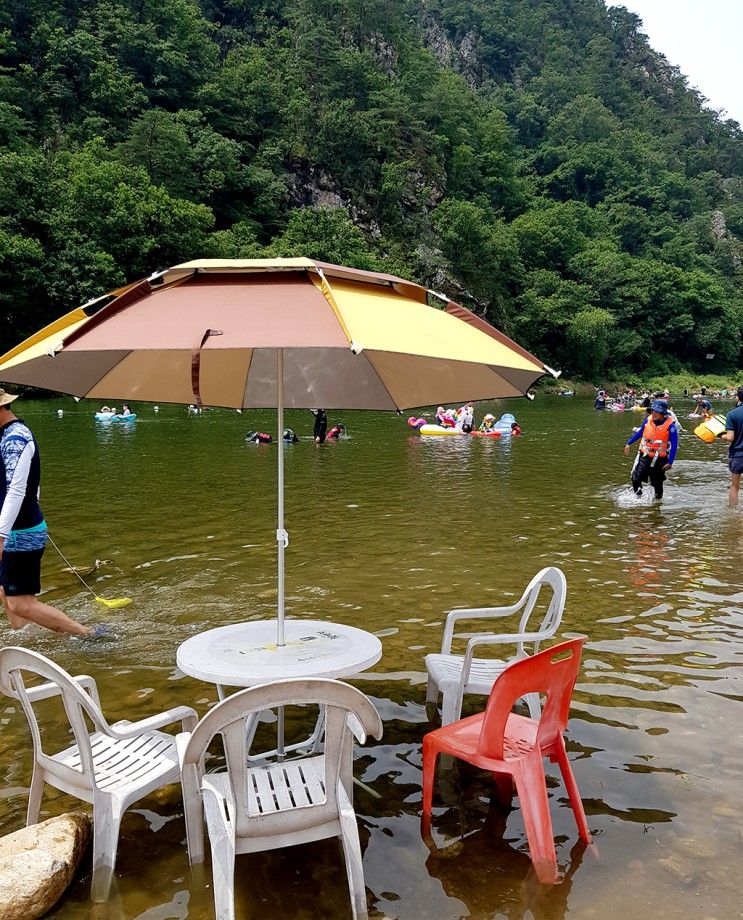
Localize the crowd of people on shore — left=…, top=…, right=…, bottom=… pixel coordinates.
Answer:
left=594, top=384, right=737, bottom=411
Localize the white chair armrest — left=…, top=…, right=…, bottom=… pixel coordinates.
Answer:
left=440, top=605, right=521, bottom=653
left=465, top=631, right=545, bottom=652
left=459, top=632, right=545, bottom=686
left=23, top=679, right=62, bottom=703
left=24, top=674, right=100, bottom=706
left=108, top=705, right=198, bottom=739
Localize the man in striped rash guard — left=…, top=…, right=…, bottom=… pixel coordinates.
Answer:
left=0, top=390, right=96, bottom=635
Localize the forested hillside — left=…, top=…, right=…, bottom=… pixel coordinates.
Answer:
left=1, top=0, right=742, bottom=378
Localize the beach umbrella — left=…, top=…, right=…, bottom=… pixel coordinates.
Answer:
left=0, top=258, right=555, bottom=644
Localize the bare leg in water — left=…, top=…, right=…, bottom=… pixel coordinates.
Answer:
left=730, top=472, right=741, bottom=508
left=0, top=588, right=92, bottom=636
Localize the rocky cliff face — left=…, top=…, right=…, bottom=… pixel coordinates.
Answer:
left=421, top=17, right=486, bottom=88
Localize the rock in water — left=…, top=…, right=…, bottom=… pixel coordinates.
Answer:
left=0, top=812, right=92, bottom=918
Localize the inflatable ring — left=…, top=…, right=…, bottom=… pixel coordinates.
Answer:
left=419, top=424, right=462, bottom=436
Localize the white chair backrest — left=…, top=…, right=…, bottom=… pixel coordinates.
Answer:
left=515, top=566, right=566, bottom=654
left=0, top=646, right=110, bottom=789
left=181, top=678, right=382, bottom=837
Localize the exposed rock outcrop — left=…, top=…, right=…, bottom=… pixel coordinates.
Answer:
left=0, top=812, right=92, bottom=920
left=421, top=18, right=485, bottom=88
left=711, top=209, right=727, bottom=240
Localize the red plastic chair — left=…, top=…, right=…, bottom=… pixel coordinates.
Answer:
left=422, top=638, right=590, bottom=884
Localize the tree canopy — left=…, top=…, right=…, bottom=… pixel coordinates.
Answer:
left=0, top=0, right=741, bottom=378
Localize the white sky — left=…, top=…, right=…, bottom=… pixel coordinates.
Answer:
left=606, top=1, right=743, bottom=125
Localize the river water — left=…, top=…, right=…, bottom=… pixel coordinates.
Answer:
left=0, top=396, right=741, bottom=919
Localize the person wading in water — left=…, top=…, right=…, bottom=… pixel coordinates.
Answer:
left=624, top=399, right=678, bottom=500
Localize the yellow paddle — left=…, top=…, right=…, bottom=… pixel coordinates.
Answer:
left=48, top=535, right=132, bottom=608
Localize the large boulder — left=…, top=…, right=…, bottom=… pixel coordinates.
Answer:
left=0, top=812, right=92, bottom=919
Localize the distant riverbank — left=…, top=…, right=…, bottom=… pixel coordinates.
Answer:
left=539, top=372, right=740, bottom=398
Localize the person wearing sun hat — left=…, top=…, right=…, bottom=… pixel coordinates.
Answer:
left=623, top=398, right=678, bottom=500
left=0, top=389, right=98, bottom=636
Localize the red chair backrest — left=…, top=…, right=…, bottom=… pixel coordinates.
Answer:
left=476, top=638, right=585, bottom=760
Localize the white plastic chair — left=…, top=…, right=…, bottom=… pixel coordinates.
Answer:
left=0, top=646, right=197, bottom=902
left=178, top=678, right=383, bottom=920
left=425, top=566, right=566, bottom=725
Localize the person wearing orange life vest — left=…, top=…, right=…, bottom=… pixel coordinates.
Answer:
left=624, top=399, right=678, bottom=499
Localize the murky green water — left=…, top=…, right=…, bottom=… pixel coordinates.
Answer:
left=0, top=396, right=741, bottom=919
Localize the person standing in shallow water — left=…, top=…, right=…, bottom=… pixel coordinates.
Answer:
left=312, top=409, right=328, bottom=444
left=624, top=399, right=678, bottom=500
left=722, top=386, right=743, bottom=507
left=0, top=390, right=98, bottom=636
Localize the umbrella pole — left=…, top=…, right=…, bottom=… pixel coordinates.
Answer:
left=277, top=348, right=286, bottom=648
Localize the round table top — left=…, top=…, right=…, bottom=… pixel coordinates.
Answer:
left=176, top=619, right=383, bottom=687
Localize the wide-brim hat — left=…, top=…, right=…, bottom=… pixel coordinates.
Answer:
left=0, top=389, right=19, bottom=407
left=651, top=399, right=669, bottom=415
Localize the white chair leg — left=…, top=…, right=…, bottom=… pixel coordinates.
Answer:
left=182, top=786, right=205, bottom=865
left=425, top=677, right=438, bottom=705
left=26, top=766, right=44, bottom=825
left=91, top=796, right=123, bottom=903
left=204, top=793, right=236, bottom=920
left=440, top=688, right=461, bottom=727
left=211, top=844, right=236, bottom=920
left=179, top=755, right=206, bottom=865
left=524, top=692, right=541, bottom=720
left=309, top=705, right=326, bottom=753
left=338, top=791, right=368, bottom=920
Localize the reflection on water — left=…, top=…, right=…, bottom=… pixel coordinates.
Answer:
left=0, top=397, right=741, bottom=918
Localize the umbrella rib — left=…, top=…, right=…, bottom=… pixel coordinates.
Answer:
left=239, top=348, right=254, bottom=408
left=310, top=269, right=356, bottom=350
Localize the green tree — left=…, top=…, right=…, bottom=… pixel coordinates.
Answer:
left=566, top=307, right=617, bottom=378
left=271, top=207, right=379, bottom=270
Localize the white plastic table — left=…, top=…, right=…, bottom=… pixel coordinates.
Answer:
left=177, top=619, right=382, bottom=758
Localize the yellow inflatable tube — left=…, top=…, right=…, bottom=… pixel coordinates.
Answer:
left=419, top=424, right=462, bottom=436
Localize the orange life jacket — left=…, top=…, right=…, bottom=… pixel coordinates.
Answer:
left=640, top=416, right=673, bottom=458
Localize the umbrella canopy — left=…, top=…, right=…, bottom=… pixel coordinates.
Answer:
left=0, top=258, right=554, bottom=644
left=0, top=258, right=553, bottom=409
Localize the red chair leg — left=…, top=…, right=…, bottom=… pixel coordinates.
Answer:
left=553, top=740, right=592, bottom=843
left=422, top=738, right=439, bottom=816
left=513, top=754, right=558, bottom=884
left=491, top=772, right=514, bottom=806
